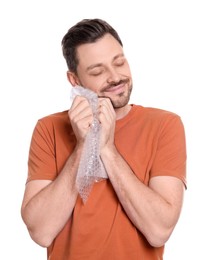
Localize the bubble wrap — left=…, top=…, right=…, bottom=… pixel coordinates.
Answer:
left=70, top=86, right=108, bottom=203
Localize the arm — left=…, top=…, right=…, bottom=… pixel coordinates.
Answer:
left=21, top=96, right=93, bottom=247
left=98, top=98, right=185, bottom=247
left=101, top=147, right=184, bottom=247
left=21, top=149, right=81, bottom=247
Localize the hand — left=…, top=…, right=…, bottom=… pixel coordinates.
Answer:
left=68, top=96, right=93, bottom=144
left=98, top=98, right=116, bottom=152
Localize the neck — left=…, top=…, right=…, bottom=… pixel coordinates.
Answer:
left=115, top=104, right=132, bottom=120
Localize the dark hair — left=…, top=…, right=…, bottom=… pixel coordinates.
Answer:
left=61, top=18, right=123, bottom=73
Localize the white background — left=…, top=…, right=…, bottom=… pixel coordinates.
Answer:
left=0, top=0, right=211, bottom=259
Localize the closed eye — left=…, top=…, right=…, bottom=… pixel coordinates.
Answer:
left=90, top=69, right=104, bottom=76
left=114, top=58, right=125, bottom=66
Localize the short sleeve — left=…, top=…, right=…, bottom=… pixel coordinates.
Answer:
left=151, top=115, right=187, bottom=187
left=27, top=119, right=57, bottom=182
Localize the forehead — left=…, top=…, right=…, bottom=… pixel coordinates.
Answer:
left=76, top=33, right=123, bottom=68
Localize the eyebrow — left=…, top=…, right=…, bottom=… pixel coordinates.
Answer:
left=86, top=53, right=124, bottom=71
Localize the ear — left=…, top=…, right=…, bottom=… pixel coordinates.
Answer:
left=67, top=71, right=80, bottom=86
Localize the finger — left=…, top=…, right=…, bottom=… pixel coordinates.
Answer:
left=71, top=96, right=89, bottom=110
left=98, top=98, right=115, bottom=123
left=69, top=96, right=92, bottom=121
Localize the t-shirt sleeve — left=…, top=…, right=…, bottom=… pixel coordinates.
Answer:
left=150, top=114, right=187, bottom=187
left=27, top=119, right=57, bottom=182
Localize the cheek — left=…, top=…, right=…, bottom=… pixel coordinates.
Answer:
left=114, top=63, right=131, bottom=77
left=122, top=64, right=132, bottom=76
left=78, top=75, right=104, bottom=92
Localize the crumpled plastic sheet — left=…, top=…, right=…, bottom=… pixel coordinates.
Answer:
left=70, top=86, right=108, bottom=203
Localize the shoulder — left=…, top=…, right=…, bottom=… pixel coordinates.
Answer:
left=33, top=110, right=70, bottom=135
left=37, top=110, right=69, bottom=126
left=131, top=105, right=185, bottom=134
left=132, top=104, right=182, bottom=122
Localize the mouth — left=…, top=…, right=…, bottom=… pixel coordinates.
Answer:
left=105, top=84, right=125, bottom=95
left=102, top=80, right=128, bottom=95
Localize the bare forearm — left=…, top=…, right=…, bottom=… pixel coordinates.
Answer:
left=101, top=146, right=183, bottom=247
left=21, top=148, right=82, bottom=247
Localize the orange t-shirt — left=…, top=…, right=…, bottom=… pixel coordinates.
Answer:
left=27, top=105, right=187, bottom=260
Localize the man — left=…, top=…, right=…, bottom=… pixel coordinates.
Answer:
left=21, top=18, right=187, bottom=259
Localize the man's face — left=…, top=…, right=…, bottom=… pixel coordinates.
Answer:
left=74, top=33, right=133, bottom=109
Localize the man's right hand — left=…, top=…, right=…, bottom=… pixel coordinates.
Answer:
left=68, top=96, right=94, bottom=144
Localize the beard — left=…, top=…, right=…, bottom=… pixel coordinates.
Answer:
left=100, top=79, right=133, bottom=109
left=78, top=78, right=133, bottom=109
left=108, top=85, right=132, bottom=109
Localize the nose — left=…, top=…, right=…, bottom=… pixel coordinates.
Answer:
left=106, top=67, right=121, bottom=84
